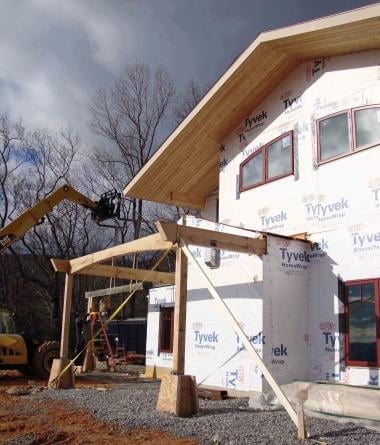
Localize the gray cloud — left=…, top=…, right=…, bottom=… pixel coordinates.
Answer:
left=0, top=0, right=375, bottom=148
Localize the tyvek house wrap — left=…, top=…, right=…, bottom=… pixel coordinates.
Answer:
left=146, top=216, right=310, bottom=393
left=217, top=49, right=380, bottom=388
left=146, top=49, right=380, bottom=391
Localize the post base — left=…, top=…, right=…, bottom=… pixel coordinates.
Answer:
left=48, top=358, right=75, bottom=389
left=82, top=347, right=95, bottom=372
left=156, top=374, right=198, bottom=417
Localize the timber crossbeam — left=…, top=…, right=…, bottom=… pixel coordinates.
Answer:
left=156, top=221, right=267, bottom=255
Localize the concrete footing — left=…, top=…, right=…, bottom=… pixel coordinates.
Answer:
left=156, top=374, right=199, bottom=417
left=48, top=358, right=75, bottom=389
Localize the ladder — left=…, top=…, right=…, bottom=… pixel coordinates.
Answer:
left=89, top=312, right=117, bottom=371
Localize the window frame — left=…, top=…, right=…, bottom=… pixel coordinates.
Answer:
left=352, top=104, right=380, bottom=152
left=317, top=104, right=380, bottom=165
left=344, top=278, right=380, bottom=367
left=239, top=131, right=294, bottom=192
left=158, top=306, right=174, bottom=354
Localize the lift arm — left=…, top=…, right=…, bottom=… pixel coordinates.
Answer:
left=0, top=184, right=120, bottom=253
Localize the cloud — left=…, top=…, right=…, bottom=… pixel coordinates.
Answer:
left=0, top=0, right=373, bottom=149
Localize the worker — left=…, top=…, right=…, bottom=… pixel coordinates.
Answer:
left=74, top=313, right=87, bottom=359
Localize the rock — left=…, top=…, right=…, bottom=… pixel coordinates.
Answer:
left=6, top=387, right=31, bottom=396
left=212, top=432, right=222, bottom=444
left=30, top=387, right=44, bottom=394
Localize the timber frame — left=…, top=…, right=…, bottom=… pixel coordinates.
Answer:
left=52, top=221, right=308, bottom=435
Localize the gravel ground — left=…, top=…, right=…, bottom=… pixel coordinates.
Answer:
left=35, top=379, right=380, bottom=445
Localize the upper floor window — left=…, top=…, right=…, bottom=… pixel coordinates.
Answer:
left=240, top=131, right=293, bottom=192
left=317, top=105, right=380, bottom=164
left=344, top=278, right=379, bottom=367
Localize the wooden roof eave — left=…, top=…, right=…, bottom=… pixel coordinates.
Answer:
left=122, top=6, right=380, bottom=208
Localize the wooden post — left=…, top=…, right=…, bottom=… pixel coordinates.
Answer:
left=60, top=273, right=73, bottom=359
left=182, top=241, right=302, bottom=429
left=172, top=248, right=188, bottom=374
left=48, top=272, right=75, bottom=388
left=156, top=247, right=198, bottom=417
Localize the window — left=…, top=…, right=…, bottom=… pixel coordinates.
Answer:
left=159, top=306, right=174, bottom=353
left=240, top=131, right=293, bottom=191
left=344, top=279, right=380, bottom=367
left=317, top=105, right=380, bottom=164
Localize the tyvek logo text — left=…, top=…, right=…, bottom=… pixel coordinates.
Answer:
left=305, top=198, right=348, bottom=222
left=236, top=332, right=288, bottom=365
left=194, top=330, right=219, bottom=350
left=372, top=187, right=380, bottom=207
left=280, top=247, right=310, bottom=270
left=323, top=332, right=340, bottom=353
left=351, top=231, right=380, bottom=253
left=260, top=210, right=287, bottom=230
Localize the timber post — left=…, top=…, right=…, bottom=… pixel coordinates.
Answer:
left=156, top=246, right=198, bottom=417
left=48, top=272, right=75, bottom=389
left=172, top=248, right=188, bottom=374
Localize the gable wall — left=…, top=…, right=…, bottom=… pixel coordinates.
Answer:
left=218, top=49, right=380, bottom=387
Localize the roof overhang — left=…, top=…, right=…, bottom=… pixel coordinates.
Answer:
left=123, top=4, right=380, bottom=209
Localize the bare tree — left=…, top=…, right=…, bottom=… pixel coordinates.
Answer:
left=89, top=63, right=175, bottom=241
left=173, top=79, right=207, bottom=125
left=0, top=117, right=110, bottom=337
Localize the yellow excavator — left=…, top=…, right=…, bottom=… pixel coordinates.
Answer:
left=0, top=184, right=121, bottom=377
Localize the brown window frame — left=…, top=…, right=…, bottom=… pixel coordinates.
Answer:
left=344, top=278, right=380, bottom=367
left=158, top=306, right=174, bottom=354
left=239, top=131, right=294, bottom=192
left=317, top=104, right=380, bottom=165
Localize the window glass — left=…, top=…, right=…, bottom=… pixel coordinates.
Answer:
left=319, top=113, right=350, bottom=161
left=347, top=283, right=377, bottom=363
left=267, top=134, right=292, bottom=179
left=355, top=107, right=380, bottom=148
left=241, top=151, right=263, bottom=189
left=159, top=307, right=173, bottom=352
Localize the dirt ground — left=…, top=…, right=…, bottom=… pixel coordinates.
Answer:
left=0, top=371, right=198, bottom=445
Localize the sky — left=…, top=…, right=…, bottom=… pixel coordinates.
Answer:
left=0, top=0, right=376, bottom=151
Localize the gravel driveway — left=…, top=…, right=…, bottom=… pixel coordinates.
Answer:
left=37, top=378, right=380, bottom=445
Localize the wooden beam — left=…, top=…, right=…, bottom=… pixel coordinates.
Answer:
left=77, top=264, right=175, bottom=284
left=289, top=232, right=308, bottom=241
left=182, top=241, right=299, bottom=428
left=169, top=192, right=205, bottom=210
left=69, top=233, right=173, bottom=274
left=51, top=258, right=70, bottom=273
left=172, top=248, right=188, bottom=375
left=85, top=282, right=144, bottom=299
left=60, top=273, right=73, bottom=359
left=156, top=222, right=266, bottom=255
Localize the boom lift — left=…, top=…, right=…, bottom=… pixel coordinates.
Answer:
left=0, top=184, right=121, bottom=253
left=0, top=184, right=122, bottom=377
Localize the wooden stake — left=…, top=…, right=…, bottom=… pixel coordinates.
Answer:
left=172, top=248, right=188, bottom=375
left=60, top=273, right=73, bottom=359
left=297, top=402, right=307, bottom=440
left=182, top=241, right=299, bottom=428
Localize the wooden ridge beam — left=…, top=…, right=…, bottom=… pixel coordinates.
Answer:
left=67, top=233, right=173, bottom=274
left=156, top=222, right=266, bottom=255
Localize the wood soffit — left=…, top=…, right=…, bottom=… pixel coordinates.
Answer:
left=125, top=5, right=380, bottom=208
